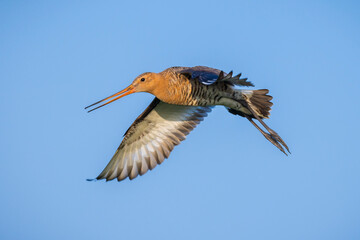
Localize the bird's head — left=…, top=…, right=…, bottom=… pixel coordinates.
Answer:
left=130, top=72, right=163, bottom=93
left=85, top=72, right=165, bottom=112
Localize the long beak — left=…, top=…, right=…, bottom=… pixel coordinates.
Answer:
left=85, top=85, right=135, bottom=112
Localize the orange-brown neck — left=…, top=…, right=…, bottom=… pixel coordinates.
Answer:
left=148, top=72, right=174, bottom=103
left=151, top=71, right=194, bottom=105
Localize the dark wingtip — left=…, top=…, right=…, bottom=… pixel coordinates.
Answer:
left=86, top=178, right=97, bottom=182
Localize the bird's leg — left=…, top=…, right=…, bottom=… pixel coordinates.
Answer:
left=253, top=115, right=290, bottom=154
left=246, top=116, right=287, bottom=155
left=242, top=101, right=290, bottom=154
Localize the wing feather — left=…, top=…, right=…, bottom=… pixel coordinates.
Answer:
left=95, top=98, right=212, bottom=181
left=168, top=66, right=254, bottom=87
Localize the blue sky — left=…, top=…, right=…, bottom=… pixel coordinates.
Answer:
left=1, top=0, right=360, bottom=239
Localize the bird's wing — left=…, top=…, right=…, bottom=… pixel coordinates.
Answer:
left=169, top=66, right=220, bottom=85
left=170, top=66, right=254, bottom=86
left=95, top=97, right=212, bottom=181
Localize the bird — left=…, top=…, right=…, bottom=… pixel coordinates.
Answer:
left=85, top=66, right=290, bottom=182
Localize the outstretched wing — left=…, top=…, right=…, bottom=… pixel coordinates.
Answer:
left=169, top=66, right=254, bottom=87
left=95, top=98, right=212, bottom=181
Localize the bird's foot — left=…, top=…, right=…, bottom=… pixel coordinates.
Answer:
left=268, top=129, right=290, bottom=154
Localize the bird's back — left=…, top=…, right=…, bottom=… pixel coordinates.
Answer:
left=158, top=66, right=233, bottom=106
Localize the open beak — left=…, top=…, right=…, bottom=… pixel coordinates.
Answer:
left=85, top=84, right=135, bottom=112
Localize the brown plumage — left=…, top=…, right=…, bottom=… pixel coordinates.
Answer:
left=86, top=66, right=290, bottom=182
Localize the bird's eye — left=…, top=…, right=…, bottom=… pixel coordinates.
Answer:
left=140, top=78, right=145, bottom=82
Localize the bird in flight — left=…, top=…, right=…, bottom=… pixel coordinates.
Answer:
left=86, top=66, right=290, bottom=182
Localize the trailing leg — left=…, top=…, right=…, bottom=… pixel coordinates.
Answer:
left=227, top=89, right=290, bottom=155
left=244, top=102, right=290, bottom=154
left=246, top=116, right=287, bottom=155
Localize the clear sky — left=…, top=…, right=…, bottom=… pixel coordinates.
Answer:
left=1, top=0, right=360, bottom=239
